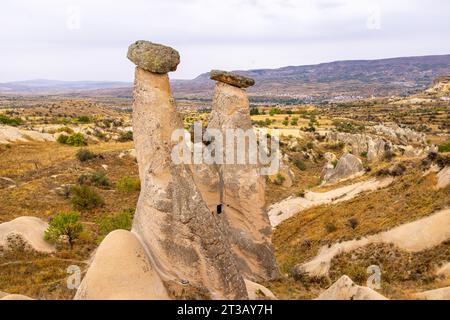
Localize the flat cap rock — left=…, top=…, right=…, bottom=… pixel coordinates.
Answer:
left=210, top=70, right=255, bottom=88
left=127, top=40, right=180, bottom=74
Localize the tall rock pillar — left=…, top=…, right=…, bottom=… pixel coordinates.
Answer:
left=128, top=41, right=247, bottom=299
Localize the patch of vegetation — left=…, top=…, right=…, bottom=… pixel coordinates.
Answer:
left=0, top=114, right=23, bottom=126
left=76, top=148, right=96, bottom=162
left=273, top=173, right=286, bottom=186
left=78, top=171, right=110, bottom=188
left=118, top=130, right=133, bottom=142
left=76, top=116, right=91, bottom=124
left=438, top=140, right=450, bottom=153
left=44, top=212, right=83, bottom=248
left=116, top=176, right=141, bottom=193
left=325, top=221, right=338, bottom=233
left=57, top=133, right=87, bottom=146
left=97, top=208, right=134, bottom=242
left=294, top=159, right=306, bottom=171
left=70, top=185, right=105, bottom=211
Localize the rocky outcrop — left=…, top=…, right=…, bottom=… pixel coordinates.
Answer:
left=0, top=217, right=55, bottom=253
left=0, top=125, right=55, bottom=144
left=194, top=74, right=279, bottom=282
left=372, top=124, right=426, bottom=145
left=327, top=131, right=392, bottom=162
left=436, top=166, right=450, bottom=189
left=244, top=279, right=277, bottom=300
left=322, top=153, right=364, bottom=183
left=316, top=275, right=388, bottom=300
left=128, top=46, right=247, bottom=299
left=413, top=287, right=450, bottom=300
left=0, top=294, right=33, bottom=300
left=74, top=230, right=169, bottom=300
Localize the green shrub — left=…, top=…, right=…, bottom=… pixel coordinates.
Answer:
left=438, top=141, right=450, bottom=153
left=57, top=134, right=69, bottom=144
left=76, top=148, right=95, bottom=162
left=97, top=209, right=134, bottom=241
left=360, top=151, right=368, bottom=158
left=117, top=176, right=141, bottom=193
left=44, top=212, right=83, bottom=248
left=57, top=133, right=87, bottom=146
left=325, top=221, right=338, bottom=233
left=0, top=114, right=23, bottom=126
left=78, top=171, right=110, bottom=188
left=67, top=133, right=87, bottom=146
left=294, top=159, right=306, bottom=171
left=70, top=185, right=105, bottom=210
left=118, top=131, right=133, bottom=142
left=76, top=116, right=91, bottom=123
left=282, top=119, right=289, bottom=126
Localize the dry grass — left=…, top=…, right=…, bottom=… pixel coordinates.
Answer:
left=273, top=167, right=450, bottom=276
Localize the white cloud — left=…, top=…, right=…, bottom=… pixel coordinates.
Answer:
left=1, top=0, right=449, bottom=81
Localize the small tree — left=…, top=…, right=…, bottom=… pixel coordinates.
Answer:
left=44, top=212, right=83, bottom=248
left=76, top=148, right=95, bottom=162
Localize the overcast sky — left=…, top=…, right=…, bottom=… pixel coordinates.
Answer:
left=1, top=0, right=450, bottom=82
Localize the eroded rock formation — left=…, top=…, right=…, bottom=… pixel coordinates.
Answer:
left=192, top=71, right=279, bottom=282
left=128, top=45, right=247, bottom=299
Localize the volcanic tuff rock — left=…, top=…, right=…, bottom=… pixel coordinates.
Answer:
left=210, top=70, right=255, bottom=88
left=322, top=153, right=364, bottom=183
left=127, top=40, right=180, bottom=74
left=74, top=230, right=169, bottom=300
left=129, top=51, right=247, bottom=299
left=194, top=80, right=279, bottom=281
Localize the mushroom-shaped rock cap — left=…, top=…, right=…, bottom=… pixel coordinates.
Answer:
left=210, top=70, right=255, bottom=88
left=127, top=40, right=180, bottom=74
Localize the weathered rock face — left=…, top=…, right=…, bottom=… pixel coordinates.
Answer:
left=193, top=80, right=279, bottom=282
left=436, top=166, right=450, bottom=189
left=210, top=70, right=255, bottom=88
left=131, top=66, right=247, bottom=299
left=372, top=124, right=426, bottom=145
left=413, top=286, right=450, bottom=300
left=127, top=40, right=180, bottom=74
left=327, top=132, right=392, bottom=162
left=322, top=153, right=364, bottom=183
left=316, top=275, right=388, bottom=300
left=74, top=230, right=169, bottom=300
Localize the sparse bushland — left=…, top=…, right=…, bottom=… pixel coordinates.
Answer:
left=273, top=173, right=286, bottom=185
left=116, top=176, right=141, bottom=193
left=97, top=208, right=134, bottom=242
left=70, top=185, right=105, bottom=211
left=44, top=212, right=83, bottom=248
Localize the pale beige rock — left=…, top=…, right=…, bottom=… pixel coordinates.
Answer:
left=413, top=287, right=450, bottom=300
left=436, top=262, right=450, bottom=278
left=436, top=166, right=450, bottom=189
left=316, top=275, right=388, bottom=300
left=74, top=230, right=169, bottom=300
left=131, top=67, right=247, bottom=299
left=194, top=81, right=279, bottom=282
left=0, top=216, right=55, bottom=253
left=244, top=279, right=277, bottom=300
left=0, top=294, right=33, bottom=300
left=322, top=153, right=364, bottom=183
left=0, top=125, right=55, bottom=144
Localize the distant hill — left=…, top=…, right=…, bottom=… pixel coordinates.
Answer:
left=2, top=54, right=450, bottom=102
